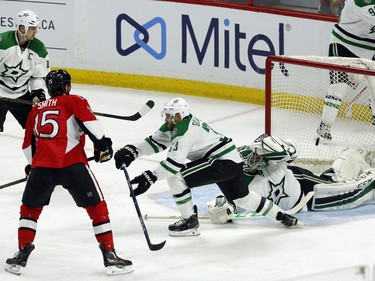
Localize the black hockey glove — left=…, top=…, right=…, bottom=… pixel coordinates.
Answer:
left=130, top=170, right=157, bottom=196
left=30, top=89, right=46, bottom=105
left=24, top=164, right=31, bottom=177
left=114, top=144, right=138, bottom=169
left=94, top=137, right=113, bottom=163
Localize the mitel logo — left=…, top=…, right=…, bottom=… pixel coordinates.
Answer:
left=181, top=15, right=288, bottom=75
left=116, top=14, right=166, bottom=59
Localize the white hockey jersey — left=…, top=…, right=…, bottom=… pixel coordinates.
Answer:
left=239, top=143, right=306, bottom=212
left=330, top=0, right=375, bottom=59
left=136, top=114, right=242, bottom=180
left=0, top=30, right=50, bottom=98
left=245, top=164, right=306, bottom=212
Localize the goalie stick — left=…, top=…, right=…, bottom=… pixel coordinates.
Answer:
left=121, top=165, right=166, bottom=251
left=0, top=156, right=95, bottom=190
left=0, top=97, right=155, bottom=121
left=144, top=191, right=314, bottom=221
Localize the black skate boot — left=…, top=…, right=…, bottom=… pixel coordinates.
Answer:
left=99, top=243, right=133, bottom=275
left=276, top=212, right=298, bottom=227
left=316, top=121, right=332, bottom=141
left=168, top=205, right=200, bottom=237
left=5, top=243, right=35, bottom=275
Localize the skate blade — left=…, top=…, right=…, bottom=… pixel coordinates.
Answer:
left=169, top=228, right=200, bottom=237
left=106, top=265, right=133, bottom=275
left=5, top=264, right=22, bottom=275
left=315, top=136, right=331, bottom=146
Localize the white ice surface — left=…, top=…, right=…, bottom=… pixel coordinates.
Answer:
left=0, top=84, right=374, bottom=281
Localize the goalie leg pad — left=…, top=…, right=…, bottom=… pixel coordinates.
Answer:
left=312, top=169, right=375, bottom=211
left=207, top=195, right=236, bottom=224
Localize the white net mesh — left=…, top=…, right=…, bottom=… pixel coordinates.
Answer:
left=267, top=56, right=375, bottom=174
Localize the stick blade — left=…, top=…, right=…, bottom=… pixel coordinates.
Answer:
left=138, top=100, right=155, bottom=117
left=146, top=100, right=155, bottom=109
left=149, top=240, right=166, bottom=251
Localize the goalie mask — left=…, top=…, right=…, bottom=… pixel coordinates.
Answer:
left=161, top=98, right=190, bottom=120
left=239, top=134, right=298, bottom=172
left=238, top=145, right=268, bottom=173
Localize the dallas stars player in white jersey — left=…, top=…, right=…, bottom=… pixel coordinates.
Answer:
left=207, top=135, right=375, bottom=224
left=114, top=98, right=298, bottom=237
left=317, top=0, right=375, bottom=142
left=0, top=10, right=50, bottom=132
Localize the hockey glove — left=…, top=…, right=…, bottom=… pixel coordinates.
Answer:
left=130, top=170, right=157, bottom=196
left=30, top=89, right=46, bottom=105
left=207, top=195, right=236, bottom=224
left=114, top=144, right=138, bottom=169
left=24, top=164, right=31, bottom=177
left=94, top=137, right=113, bottom=163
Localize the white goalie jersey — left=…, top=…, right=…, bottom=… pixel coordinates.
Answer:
left=238, top=136, right=306, bottom=212
left=246, top=163, right=306, bottom=212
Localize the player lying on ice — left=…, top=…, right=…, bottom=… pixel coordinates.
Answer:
left=207, top=134, right=375, bottom=224
left=114, top=97, right=298, bottom=237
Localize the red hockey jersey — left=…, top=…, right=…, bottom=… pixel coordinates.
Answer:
left=22, top=94, right=105, bottom=168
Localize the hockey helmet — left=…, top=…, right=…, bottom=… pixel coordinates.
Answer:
left=161, top=97, right=190, bottom=120
left=15, top=10, right=40, bottom=34
left=46, top=69, right=71, bottom=97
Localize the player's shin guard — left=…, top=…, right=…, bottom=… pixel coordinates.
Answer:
left=167, top=175, right=195, bottom=218
left=18, top=204, right=43, bottom=249
left=318, top=83, right=348, bottom=140
left=86, top=200, right=114, bottom=251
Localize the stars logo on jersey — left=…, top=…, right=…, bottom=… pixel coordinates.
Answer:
left=1, top=61, right=29, bottom=83
left=267, top=176, right=289, bottom=204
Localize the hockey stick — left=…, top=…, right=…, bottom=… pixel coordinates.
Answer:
left=0, top=156, right=95, bottom=190
left=144, top=191, right=315, bottom=220
left=0, top=97, right=155, bottom=121
left=0, top=177, right=27, bottom=190
left=143, top=213, right=260, bottom=220
left=121, top=165, right=166, bottom=251
left=93, top=100, right=154, bottom=121
left=345, top=85, right=367, bottom=117
left=285, top=191, right=314, bottom=215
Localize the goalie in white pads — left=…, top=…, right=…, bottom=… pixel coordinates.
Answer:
left=114, top=98, right=298, bottom=237
left=208, top=134, right=375, bottom=224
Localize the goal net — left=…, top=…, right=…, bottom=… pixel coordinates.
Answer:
left=265, top=55, right=375, bottom=174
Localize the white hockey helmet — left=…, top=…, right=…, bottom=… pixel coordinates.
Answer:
left=15, top=10, right=40, bottom=34
left=162, top=98, right=190, bottom=120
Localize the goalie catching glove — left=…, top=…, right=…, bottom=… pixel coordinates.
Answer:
left=207, top=195, right=237, bottom=224
left=94, top=137, right=113, bottom=163
left=114, top=145, right=138, bottom=169
left=130, top=170, right=157, bottom=196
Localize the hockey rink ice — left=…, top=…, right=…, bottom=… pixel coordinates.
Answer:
left=1, top=84, right=375, bottom=281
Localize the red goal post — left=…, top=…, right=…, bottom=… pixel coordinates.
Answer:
left=265, top=55, right=375, bottom=173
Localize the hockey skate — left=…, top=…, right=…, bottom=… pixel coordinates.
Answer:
left=99, top=243, right=133, bottom=275
left=316, top=121, right=332, bottom=141
left=5, top=243, right=35, bottom=275
left=276, top=212, right=298, bottom=227
left=168, top=205, right=200, bottom=237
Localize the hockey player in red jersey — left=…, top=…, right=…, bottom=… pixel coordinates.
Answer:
left=5, top=69, right=133, bottom=276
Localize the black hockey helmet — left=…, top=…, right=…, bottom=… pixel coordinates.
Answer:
left=46, top=69, right=71, bottom=97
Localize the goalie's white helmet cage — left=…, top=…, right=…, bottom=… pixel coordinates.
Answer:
left=162, top=98, right=190, bottom=119
left=15, top=10, right=40, bottom=33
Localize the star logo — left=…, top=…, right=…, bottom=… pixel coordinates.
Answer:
left=267, top=176, right=289, bottom=204
left=1, top=61, right=29, bottom=83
